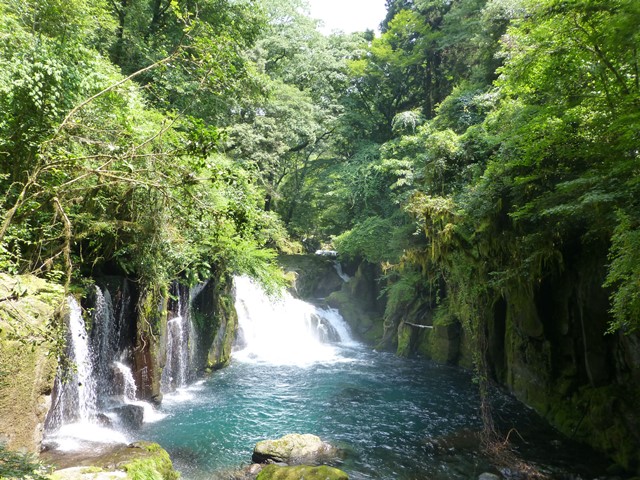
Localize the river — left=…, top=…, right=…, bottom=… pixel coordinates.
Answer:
left=137, top=277, right=611, bottom=480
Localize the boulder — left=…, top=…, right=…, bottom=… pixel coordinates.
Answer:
left=252, top=434, right=336, bottom=465
left=44, top=441, right=179, bottom=480
left=256, top=465, right=349, bottom=480
left=109, top=405, right=144, bottom=430
left=50, top=467, right=127, bottom=480
left=478, top=473, right=501, bottom=480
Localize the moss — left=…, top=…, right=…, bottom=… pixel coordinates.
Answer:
left=0, top=274, right=63, bottom=453
left=207, top=287, right=238, bottom=370
left=396, top=322, right=413, bottom=358
left=256, top=465, right=348, bottom=480
left=134, top=285, right=168, bottom=402
left=428, top=323, right=461, bottom=365
left=415, top=328, right=432, bottom=358
left=326, top=290, right=383, bottom=345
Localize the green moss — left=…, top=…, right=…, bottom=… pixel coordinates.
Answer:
left=326, top=290, right=383, bottom=345
left=122, top=443, right=179, bottom=480
left=207, top=288, right=238, bottom=370
left=396, top=322, right=412, bottom=358
left=80, top=467, right=105, bottom=474
left=415, top=328, right=432, bottom=358
left=0, top=274, right=63, bottom=452
left=256, top=465, right=348, bottom=480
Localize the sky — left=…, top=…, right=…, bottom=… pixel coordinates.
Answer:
left=307, top=0, right=388, bottom=35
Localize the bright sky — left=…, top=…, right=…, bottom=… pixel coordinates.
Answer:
left=307, top=0, right=388, bottom=35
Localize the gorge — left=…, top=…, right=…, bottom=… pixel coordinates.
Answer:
left=0, top=255, right=636, bottom=479
left=1, top=0, right=640, bottom=479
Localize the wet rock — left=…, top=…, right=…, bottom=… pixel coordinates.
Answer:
left=50, top=466, right=127, bottom=480
left=424, top=429, right=481, bottom=454
left=252, top=433, right=336, bottom=465
left=46, top=442, right=178, bottom=480
left=96, top=414, right=113, bottom=428
left=479, top=473, right=501, bottom=480
left=109, top=405, right=144, bottom=430
left=256, top=464, right=349, bottom=480
left=0, top=274, right=64, bottom=453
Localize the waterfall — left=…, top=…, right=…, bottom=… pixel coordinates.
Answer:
left=47, top=297, right=98, bottom=427
left=334, top=262, right=351, bottom=282
left=44, top=286, right=161, bottom=451
left=161, top=283, right=202, bottom=393
left=233, top=275, right=356, bottom=366
left=114, top=361, right=137, bottom=402
left=91, top=287, right=120, bottom=405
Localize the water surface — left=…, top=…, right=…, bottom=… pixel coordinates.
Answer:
left=140, top=345, right=610, bottom=480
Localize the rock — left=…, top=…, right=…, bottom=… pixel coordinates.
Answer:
left=256, top=464, right=349, bottom=480
left=96, top=414, right=113, bottom=428
left=0, top=274, right=64, bottom=453
left=43, top=441, right=179, bottom=480
left=478, top=473, right=501, bottom=480
left=109, top=405, right=144, bottom=430
left=50, top=467, right=127, bottom=480
left=252, top=433, right=336, bottom=465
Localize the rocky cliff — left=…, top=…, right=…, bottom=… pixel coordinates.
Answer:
left=306, top=254, right=640, bottom=474
left=0, top=274, right=64, bottom=452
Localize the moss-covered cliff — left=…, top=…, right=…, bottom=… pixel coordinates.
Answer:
left=348, top=251, right=640, bottom=473
left=0, top=274, right=64, bottom=453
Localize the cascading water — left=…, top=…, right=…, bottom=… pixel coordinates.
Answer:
left=161, top=283, right=205, bottom=393
left=161, top=286, right=189, bottom=392
left=44, top=286, right=162, bottom=452
left=46, top=297, right=98, bottom=429
left=91, top=287, right=121, bottom=405
left=138, top=275, right=614, bottom=480
left=114, top=361, right=137, bottom=402
left=233, top=275, right=356, bottom=366
left=44, top=296, right=128, bottom=451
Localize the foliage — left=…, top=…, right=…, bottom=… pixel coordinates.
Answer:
left=0, top=0, right=289, bottom=291
left=0, top=443, right=50, bottom=480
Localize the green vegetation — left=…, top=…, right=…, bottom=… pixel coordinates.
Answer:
left=1, top=0, right=639, bottom=470
left=256, top=465, right=349, bottom=480
left=0, top=443, right=50, bottom=480
left=123, top=442, right=179, bottom=480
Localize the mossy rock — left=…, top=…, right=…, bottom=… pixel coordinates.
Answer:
left=0, top=274, right=64, bottom=452
left=278, top=255, right=343, bottom=299
left=252, top=434, right=335, bottom=465
left=256, top=465, right=348, bottom=480
left=47, top=442, right=179, bottom=480
left=396, top=322, right=413, bottom=358
left=326, top=290, right=382, bottom=344
left=49, top=466, right=127, bottom=479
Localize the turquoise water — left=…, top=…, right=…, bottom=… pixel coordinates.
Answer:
left=139, top=345, right=610, bottom=480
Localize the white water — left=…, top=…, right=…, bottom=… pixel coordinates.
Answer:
left=233, top=275, right=356, bottom=366
left=114, top=361, right=137, bottom=402
left=114, top=361, right=166, bottom=423
left=162, top=283, right=202, bottom=393
left=45, top=292, right=164, bottom=452
left=67, top=297, right=98, bottom=421
left=334, top=262, right=351, bottom=282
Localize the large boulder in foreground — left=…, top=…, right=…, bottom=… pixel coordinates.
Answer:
left=256, top=465, right=348, bottom=480
left=252, top=434, right=336, bottom=465
left=49, top=467, right=127, bottom=479
left=46, top=441, right=179, bottom=480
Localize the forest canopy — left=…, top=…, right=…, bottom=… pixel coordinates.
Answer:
left=1, top=0, right=638, bottom=334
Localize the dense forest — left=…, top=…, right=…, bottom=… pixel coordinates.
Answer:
left=1, top=0, right=640, bottom=476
